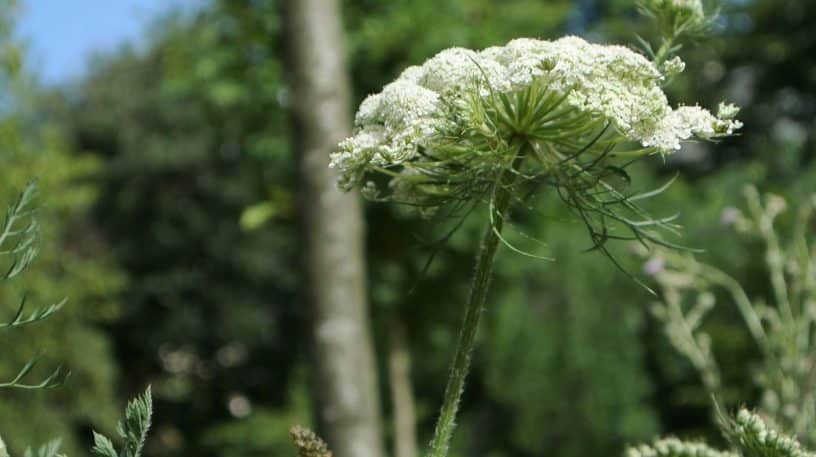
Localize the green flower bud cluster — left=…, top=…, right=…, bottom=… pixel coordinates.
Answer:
left=723, top=410, right=815, bottom=457
left=637, top=0, right=713, bottom=40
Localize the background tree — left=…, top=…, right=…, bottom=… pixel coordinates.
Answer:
left=281, top=2, right=385, bottom=457
left=59, top=3, right=303, bottom=456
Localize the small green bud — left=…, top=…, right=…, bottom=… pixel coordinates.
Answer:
left=638, top=0, right=715, bottom=41
left=717, top=102, right=740, bottom=120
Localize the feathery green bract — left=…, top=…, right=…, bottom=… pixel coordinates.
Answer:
left=91, top=387, right=153, bottom=457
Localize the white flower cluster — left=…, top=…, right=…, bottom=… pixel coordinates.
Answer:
left=332, top=36, right=741, bottom=190
left=730, top=409, right=814, bottom=457
left=626, top=437, right=736, bottom=457
left=647, top=103, right=742, bottom=152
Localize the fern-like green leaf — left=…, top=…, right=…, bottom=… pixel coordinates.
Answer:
left=91, top=387, right=153, bottom=457
left=0, top=180, right=38, bottom=280
left=1, top=181, right=68, bottom=389
left=91, top=432, right=117, bottom=457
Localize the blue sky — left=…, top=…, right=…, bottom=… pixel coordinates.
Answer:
left=16, top=0, right=205, bottom=85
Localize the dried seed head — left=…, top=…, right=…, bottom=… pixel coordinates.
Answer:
left=289, top=426, right=333, bottom=457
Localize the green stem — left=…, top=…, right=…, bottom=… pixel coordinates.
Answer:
left=653, top=31, right=677, bottom=68
left=428, top=144, right=527, bottom=457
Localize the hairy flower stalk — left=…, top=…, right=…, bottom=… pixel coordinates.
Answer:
left=428, top=145, right=526, bottom=457
left=334, top=35, right=740, bottom=457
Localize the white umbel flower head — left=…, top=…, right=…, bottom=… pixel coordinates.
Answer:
left=333, top=35, right=741, bottom=226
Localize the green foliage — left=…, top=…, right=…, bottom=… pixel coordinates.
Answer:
left=0, top=0, right=21, bottom=82
left=0, top=181, right=148, bottom=457
left=0, top=3, right=124, bottom=454
left=23, top=440, right=64, bottom=457
left=57, top=2, right=298, bottom=455
left=92, top=387, right=153, bottom=457
left=0, top=182, right=62, bottom=390
left=646, top=186, right=816, bottom=446
left=1, top=181, right=38, bottom=283
left=202, top=378, right=311, bottom=457
left=482, top=213, right=660, bottom=457
left=636, top=0, right=716, bottom=65
left=4, top=388, right=153, bottom=457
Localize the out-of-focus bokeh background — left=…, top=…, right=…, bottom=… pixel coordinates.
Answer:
left=0, top=0, right=813, bottom=456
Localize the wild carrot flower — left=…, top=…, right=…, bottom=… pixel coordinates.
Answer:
left=333, top=33, right=740, bottom=457
left=332, top=36, right=739, bottom=207
left=333, top=36, right=740, bottom=258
